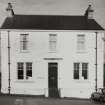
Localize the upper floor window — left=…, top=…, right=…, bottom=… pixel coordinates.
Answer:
left=73, top=62, right=88, bottom=80
left=49, top=34, right=57, bottom=52
left=20, top=34, right=28, bottom=51
left=77, top=34, right=85, bottom=52
left=17, top=62, right=32, bottom=80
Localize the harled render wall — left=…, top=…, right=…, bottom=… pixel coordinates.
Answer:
left=0, top=30, right=104, bottom=98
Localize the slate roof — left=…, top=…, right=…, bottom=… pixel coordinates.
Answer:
left=0, top=14, right=104, bottom=30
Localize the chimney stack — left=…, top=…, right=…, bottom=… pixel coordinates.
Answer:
left=6, top=3, right=14, bottom=17
left=85, top=5, right=94, bottom=19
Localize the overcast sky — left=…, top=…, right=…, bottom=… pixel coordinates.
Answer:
left=0, top=0, right=105, bottom=29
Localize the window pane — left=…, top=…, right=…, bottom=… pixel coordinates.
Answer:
left=82, top=63, right=88, bottom=79
left=18, top=70, right=24, bottom=79
left=26, top=70, right=32, bottom=77
left=77, top=34, right=85, bottom=51
left=82, top=70, right=87, bottom=79
left=23, top=41, right=27, bottom=50
left=74, top=70, right=79, bottom=79
left=18, top=75, right=24, bottom=79
left=20, top=34, right=28, bottom=50
left=26, top=62, right=32, bottom=79
left=74, top=63, right=79, bottom=79
left=17, top=63, right=24, bottom=80
left=49, top=34, right=57, bottom=52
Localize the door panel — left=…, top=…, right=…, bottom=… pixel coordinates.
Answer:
left=48, top=63, right=59, bottom=97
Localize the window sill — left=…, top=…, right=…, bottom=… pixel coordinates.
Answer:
left=20, top=50, right=30, bottom=53
left=76, top=51, right=88, bottom=54
left=15, top=80, right=35, bottom=83
left=48, top=51, right=57, bottom=53
left=73, top=79, right=89, bottom=83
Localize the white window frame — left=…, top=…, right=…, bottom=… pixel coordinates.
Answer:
left=49, top=34, right=57, bottom=52
left=77, top=34, right=85, bottom=52
left=20, top=34, right=29, bottom=52
left=73, top=62, right=88, bottom=80
left=17, top=62, right=32, bottom=80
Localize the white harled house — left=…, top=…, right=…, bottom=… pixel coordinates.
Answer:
left=0, top=3, right=105, bottom=98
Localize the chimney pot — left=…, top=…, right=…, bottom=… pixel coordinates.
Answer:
left=6, top=3, right=14, bottom=17
left=85, top=5, right=94, bottom=19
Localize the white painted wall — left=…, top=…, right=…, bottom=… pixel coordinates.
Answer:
left=0, top=30, right=104, bottom=98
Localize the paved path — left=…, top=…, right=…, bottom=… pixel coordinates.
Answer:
left=0, top=96, right=104, bottom=105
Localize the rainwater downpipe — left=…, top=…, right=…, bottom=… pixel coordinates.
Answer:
left=95, top=32, right=98, bottom=92
left=0, top=32, right=1, bottom=82
left=8, top=30, right=11, bottom=94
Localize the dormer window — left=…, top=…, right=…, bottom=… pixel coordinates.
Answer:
left=20, top=34, right=28, bottom=51
left=49, top=34, right=57, bottom=52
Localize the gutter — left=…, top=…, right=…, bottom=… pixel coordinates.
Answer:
left=0, top=29, right=104, bottom=33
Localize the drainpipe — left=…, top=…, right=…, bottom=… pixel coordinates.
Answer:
left=8, top=31, right=11, bottom=94
left=103, top=61, right=105, bottom=88
left=103, top=33, right=105, bottom=88
left=0, top=32, right=1, bottom=85
left=95, top=32, right=98, bottom=92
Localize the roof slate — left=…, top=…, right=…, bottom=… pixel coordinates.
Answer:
left=0, top=14, right=104, bottom=30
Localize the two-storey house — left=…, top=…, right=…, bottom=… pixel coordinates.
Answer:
left=0, top=3, right=104, bottom=98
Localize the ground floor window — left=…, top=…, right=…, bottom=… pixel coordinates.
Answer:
left=73, top=62, right=88, bottom=80
left=17, top=62, right=32, bottom=80
left=74, top=63, right=79, bottom=79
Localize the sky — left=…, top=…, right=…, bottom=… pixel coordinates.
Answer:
left=0, top=0, right=105, bottom=29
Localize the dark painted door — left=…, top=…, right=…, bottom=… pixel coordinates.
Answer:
left=48, top=63, right=59, bottom=97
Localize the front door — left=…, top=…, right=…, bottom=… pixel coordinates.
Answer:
left=48, top=63, right=59, bottom=97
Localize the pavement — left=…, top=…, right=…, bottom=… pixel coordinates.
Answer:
left=0, top=95, right=105, bottom=105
